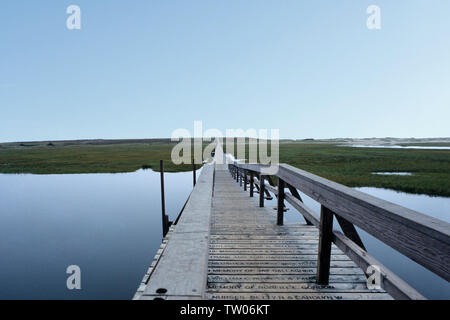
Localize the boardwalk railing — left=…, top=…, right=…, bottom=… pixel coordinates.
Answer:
left=159, top=160, right=199, bottom=237
left=228, top=161, right=450, bottom=300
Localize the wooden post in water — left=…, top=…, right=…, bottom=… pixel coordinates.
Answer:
left=160, top=160, right=169, bottom=238
left=259, top=175, right=265, bottom=207
left=277, top=178, right=285, bottom=225
left=316, top=205, right=334, bottom=285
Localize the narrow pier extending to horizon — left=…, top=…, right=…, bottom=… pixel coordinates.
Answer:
left=134, top=150, right=449, bottom=300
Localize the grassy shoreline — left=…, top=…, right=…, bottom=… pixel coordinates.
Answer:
left=0, top=143, right=194, bottom=174
left=0, top=140, right=449, bottom=197
left=278, top=143, right=450, bottom=197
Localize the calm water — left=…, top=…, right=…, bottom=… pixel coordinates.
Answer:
left=371, top=172, right=412, bottom=176
left=344, top=145, right=450, bottom=150
left=0, top=169, right=197, bottom=299
left=0, top=169, right=449, bottom=299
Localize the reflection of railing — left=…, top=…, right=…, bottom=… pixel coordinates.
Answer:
left=229, top=161, right=450, bottom=300
left=159, top=160, right=197, bottom=238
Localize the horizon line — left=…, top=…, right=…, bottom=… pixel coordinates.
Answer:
left=1, top=136, right=450, bottom=145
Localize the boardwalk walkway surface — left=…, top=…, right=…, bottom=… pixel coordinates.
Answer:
left=134, top=160, right=392, bottom=300
left=206, top=164, right=390, bottom=300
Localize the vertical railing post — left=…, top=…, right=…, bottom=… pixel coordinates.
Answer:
left=160, top=160, right=169, bottom=238
left=239, top=169, right=242, bottom=187
left=236, top=167, right=239, bottom=182
left=250, top=172, right=254, bottom=197
left=277, top=178, right=285, bottom=225
left=193, top=162, right=197, bottom=187
left=244, top=170, right=247, bottom=191
left=259, top=175, right=265, bottom=207
left=316, top=205, right=334, bottom=285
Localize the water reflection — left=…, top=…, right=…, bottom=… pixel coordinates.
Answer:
left=0, top=169, right=198, bottom=299
left=371, top=172, right=412, bottom=176
left=343, top=145, right=450, bottom=150
left=0, top=169, right=448, bottom=299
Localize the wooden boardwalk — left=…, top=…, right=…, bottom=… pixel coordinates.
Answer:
left=135, top=143, right=450, bottom=300
left=135, top=161, right=395, bottom=300
left=206, top=165, right=391, bottom=300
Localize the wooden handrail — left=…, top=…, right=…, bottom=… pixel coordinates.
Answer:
left=277, top=164, right=450, bottom=281
left=229, top=161, right=450, bottom=299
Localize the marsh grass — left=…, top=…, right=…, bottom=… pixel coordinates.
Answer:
left=0, top=141, right=449, bottom=197
left=224, top=142, right=450, bottom=197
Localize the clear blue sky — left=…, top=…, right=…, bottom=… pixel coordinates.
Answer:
left=1, top=1, right=449, bottom=142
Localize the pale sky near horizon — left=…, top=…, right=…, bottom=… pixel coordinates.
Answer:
left=1, top=1, right=449, bottom=142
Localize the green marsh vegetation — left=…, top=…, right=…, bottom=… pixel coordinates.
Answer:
left=224, top=141, right=450, bottom=197
left=0, top=140, right=195, bottom=174
left=0, top=139, right=449, bottom=197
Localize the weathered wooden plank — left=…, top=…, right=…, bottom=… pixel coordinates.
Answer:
left=209, top=249, right=341, bottom=255
left=140, top=295, right=201, bottom=300
left=210, top=235, right=320, bottom=240
left=210, top=233, right=320, bottom=237
left=210, top=239, right=320, bottom=244
left=209, top=243, right=328, bottom=249
left=207, top=292, right=392, bottom=300
left=208, top=274, right=367, bottom=283
left=202, top=161, right=394, bottom=301
left=207, top=282, right=381, bottom=293
left=208, top=267, right=364, bottom=275
left=230, top=162, right=430, bottom=299
left=210, top=228, right=317, bottom=233
left=210, top=230, right=315, bottom=234
left=208, top=260, right=358, bottom=268
left=210, top=224, right=316, bottom=229
left=210, top=228, right=319, bottom=232
left=208, top=254, right=351, bottom=261
left=144, top=234, right=209, bottom=298
left=142, top=164, right=214, bottom=299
